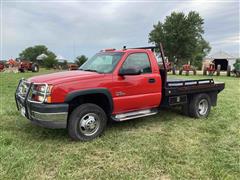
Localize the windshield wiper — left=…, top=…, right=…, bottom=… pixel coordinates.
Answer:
left=79, top=69, right=102, bottom=73
left=84, top=69, right=98, bottom=72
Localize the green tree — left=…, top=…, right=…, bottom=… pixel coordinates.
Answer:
left=233, top=58, right=240, bottom=70
left=191, top=38, right=211, bottom=69
left=61, top=60, right=68, bottom=70
left=19, top=45, right=56, bottom=63
left=75, top=55, right=88, bottom=66
left=149, top=11, right=211, bottom=66
left=43, top=54, right=58, bottom=69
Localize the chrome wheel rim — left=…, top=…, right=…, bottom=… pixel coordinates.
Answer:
left=198, top=99, right=208, bottom=116
left=79, top=113, right=100, bottom=136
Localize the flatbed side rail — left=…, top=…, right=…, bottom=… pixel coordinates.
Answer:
left=166, top=79, right=214, bottom=87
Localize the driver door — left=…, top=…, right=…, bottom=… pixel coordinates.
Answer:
left=112, top=52, right=161, bottom=113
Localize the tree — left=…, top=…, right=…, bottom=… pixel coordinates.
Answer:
left=43, top=54, right=58, bottom=69
left=149, top=11, right=211, bottom=66
left=61, top=60, right=68, bottom=70
left=19, top=45, right=56, bottom=63
left=75, top=55, right=88, bottom=66
left=192, top=38, right=211, bottom=69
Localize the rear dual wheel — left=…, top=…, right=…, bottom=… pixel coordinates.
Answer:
left=182, top=93, right=211, bottom=118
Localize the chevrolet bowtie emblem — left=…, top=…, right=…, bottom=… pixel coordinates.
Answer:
left=116, top=91, right=126, bottom=96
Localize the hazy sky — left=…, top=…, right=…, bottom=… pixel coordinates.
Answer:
left=1, top=0, right=239, bottom=61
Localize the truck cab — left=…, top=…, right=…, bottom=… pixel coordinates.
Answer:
left=15, top=45, right=224, bottom=141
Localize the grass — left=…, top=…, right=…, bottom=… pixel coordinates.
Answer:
left=0, top=69, right=239, bottom=179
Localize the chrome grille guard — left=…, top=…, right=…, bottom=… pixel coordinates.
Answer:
left=15, top=78, right=49, bottom=104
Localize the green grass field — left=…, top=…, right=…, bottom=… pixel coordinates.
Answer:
left=0, top=70, right=239, bottom=179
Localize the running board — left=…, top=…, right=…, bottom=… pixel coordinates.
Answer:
left=112, top=109, right=158, bottom=121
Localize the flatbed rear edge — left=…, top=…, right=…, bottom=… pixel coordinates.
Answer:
left=161, top=79, right=225, bottom=107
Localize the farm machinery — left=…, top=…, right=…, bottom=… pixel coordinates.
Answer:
left=159, top=61, right=176, bottom=74
left=0, top=61, right=4, bottom=72
left=203, top=62, right=221, bottom=76
left=179, top=64, right=196, bottom=75
left=165, top=62, right=176, bottom=74
left=0, top=59, right=39, bottom=73
left=18, top=60, right=39, bottom=72
left=68, top=63, right=79, bottom=71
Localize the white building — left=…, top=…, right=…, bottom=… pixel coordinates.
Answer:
left=36, top=53, right=48, bottom=61
left=203, top=51, right=238, bottom=70
left=56, top=55, right=67, bottom=63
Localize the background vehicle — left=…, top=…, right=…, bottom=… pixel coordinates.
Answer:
left=15, top=44, right=225, bottom=141
left=0, top=59, right=39, bottom=73
left=179, top=64, right=196, bottom=75
left=0, top=61, right=4, bottom=71
left=18, top=60, right=39, bottom=72
left=203, top=63, right=221, bottom=76
left=68, top=64, right=79, bottom=70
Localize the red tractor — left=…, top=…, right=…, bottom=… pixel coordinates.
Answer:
left=179, top=64, right=196, bottom=75
left=18, top=60, right=39, bottom=72
left=203, top=62, right=221, bottom=76
left=0, top=59, right=39, bottom=73
left=159, top=62, right=176, bottom=75
left=0, top=61, right=5, bottom=72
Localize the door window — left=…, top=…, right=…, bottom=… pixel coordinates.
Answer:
left=121, top=53, right=152, bottom=74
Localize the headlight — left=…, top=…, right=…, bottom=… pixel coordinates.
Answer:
left=31, top=84, right=53, bottom=103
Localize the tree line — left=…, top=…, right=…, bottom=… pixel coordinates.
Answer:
left=19, top=11, right=210, bottom=69
left=19, top=45, right=88, bottom=69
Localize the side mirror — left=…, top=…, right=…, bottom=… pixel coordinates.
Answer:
left=119, top=68, right=141, bottom=76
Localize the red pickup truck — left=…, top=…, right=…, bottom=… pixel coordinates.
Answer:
left=15, top=45, right=224, bottom=141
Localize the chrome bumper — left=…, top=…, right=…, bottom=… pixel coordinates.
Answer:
left=31, top=111, right=68, bottom=122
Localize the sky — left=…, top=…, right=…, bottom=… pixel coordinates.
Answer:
left=1, top=0, right=239, bottom=61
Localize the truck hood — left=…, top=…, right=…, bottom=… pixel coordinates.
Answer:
left=28, top=70, right=105, bottom=85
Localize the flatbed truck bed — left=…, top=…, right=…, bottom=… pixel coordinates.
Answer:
left=161, top=78, right=225, bottom=107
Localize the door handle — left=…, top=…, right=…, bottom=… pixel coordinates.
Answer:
left=148, top=78, right=155, bottom=83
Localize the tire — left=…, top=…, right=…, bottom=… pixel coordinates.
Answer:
left=172, top=66, right=176, bottom=75
left=68, top=103, right=107, bottom=141
left=189, top=93, right=211, bottom=118
left=181, top=104, right=189, bottom=116
left=19, top=68, right=25, bottom=73
left=236, top=71, right=240, bottom=77
left=203, top=67, right=207, bottom=75
left=227, top=65, right=231, bottom=76
left=179, top=69, right=183, bottom=75
left=193, top=69, right=197, bottom=75
left=31, top=64, right=39, bottom=72
left=216, top=65, right=221, bottom=76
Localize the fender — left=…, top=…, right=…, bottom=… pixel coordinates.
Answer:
left=64, top=88, right=113, bottom=113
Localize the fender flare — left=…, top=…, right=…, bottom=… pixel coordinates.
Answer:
left=64, top=88, right=113, bottom=113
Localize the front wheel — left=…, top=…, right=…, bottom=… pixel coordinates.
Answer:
left=189, top=93, right=211, bottom=118
left=68, top=103, right=107, bottom=141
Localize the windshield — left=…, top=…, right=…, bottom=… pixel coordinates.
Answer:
left=79, top=52, right=124, bottom=73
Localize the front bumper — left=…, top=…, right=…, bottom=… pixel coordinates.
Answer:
left=15, top=79, right=69, bottom=129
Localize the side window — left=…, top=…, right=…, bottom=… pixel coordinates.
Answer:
left=122, top=53, right=152, bottom=73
